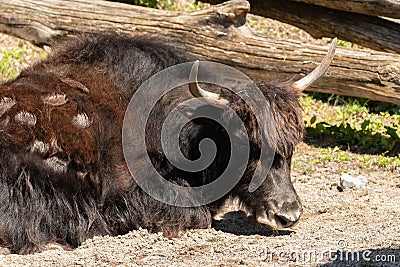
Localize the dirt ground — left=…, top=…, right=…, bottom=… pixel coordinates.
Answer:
left=0, top=13, right=399, bottom=267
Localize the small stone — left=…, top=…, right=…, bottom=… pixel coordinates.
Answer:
left=340, top=173, right=368, bottom=189
left=75, top=260, right=85, bottom=266
left=0, top=246, right=10, bottom=255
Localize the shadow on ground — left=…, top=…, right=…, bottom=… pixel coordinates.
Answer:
left=211, top=211, right=293, bottom=236
left=304, top=125, right=400, bottom=156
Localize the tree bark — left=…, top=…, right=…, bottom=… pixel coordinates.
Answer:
left=0, top=0, right=400, bottom=105
left=202, top=0, right=400, bottom=54
left=291, top=0, right=400, bottom=19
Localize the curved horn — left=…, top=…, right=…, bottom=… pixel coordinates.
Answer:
left=189, top=60, right=230, bottom=107
left=292, top=38, right=337, bottom=91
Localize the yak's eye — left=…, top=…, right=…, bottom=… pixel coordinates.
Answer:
left=273, top=154, right=284, bottom=167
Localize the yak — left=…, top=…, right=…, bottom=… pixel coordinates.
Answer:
left=0, top=34, right=336, bottom=254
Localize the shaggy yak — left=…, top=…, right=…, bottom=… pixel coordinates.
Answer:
left=0, top=34, right=336, bottom=254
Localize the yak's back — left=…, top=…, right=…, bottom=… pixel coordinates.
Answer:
left=0, top=34, right=192, bottom=196
left=42, top=34, right=193, bottom=92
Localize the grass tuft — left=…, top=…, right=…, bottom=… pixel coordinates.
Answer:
left=301, top=93, right=400, bottom=171
left=302, top=93, right=400, bottom=156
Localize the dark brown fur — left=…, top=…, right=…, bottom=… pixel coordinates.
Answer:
left=0, top=34, right=303, bottom=254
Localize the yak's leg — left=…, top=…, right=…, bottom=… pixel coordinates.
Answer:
left=103, top=180, right=212, bottom=238
left=0, top=167, right=107, bottom=254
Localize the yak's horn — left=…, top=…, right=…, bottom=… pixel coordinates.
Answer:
left=292, top=38, right=337, bottom=90
left=189, top=60, right=230, bottom=107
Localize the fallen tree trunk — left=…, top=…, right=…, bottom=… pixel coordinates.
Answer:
left=0, top=0, right=399, bottom=105
left=291, top=0, right=400, bottom=19
left=202, top=0, right=400, bottom=54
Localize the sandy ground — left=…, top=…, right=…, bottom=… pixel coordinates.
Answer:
left=0, top=13, right=399, bottom=267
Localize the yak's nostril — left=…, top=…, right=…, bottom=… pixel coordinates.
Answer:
left=274, top=205, right=302, bottom=228
left=275, top=214, right=289, bottom=227
left=274, top=214, right=297, bottom=228
left=256, top=203, right=302, bottom=229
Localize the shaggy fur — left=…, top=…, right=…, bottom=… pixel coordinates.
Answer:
left=0, top=34, right=304, bottom=254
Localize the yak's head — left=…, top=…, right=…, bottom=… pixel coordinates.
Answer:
left=183, top=39, right=337, bottom=229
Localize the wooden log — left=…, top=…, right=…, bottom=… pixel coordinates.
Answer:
left=0, top=0, right=399, bottom=105
left=291, top=0, right=400, bottom=19
left=202, top=0, right=400, bottom=54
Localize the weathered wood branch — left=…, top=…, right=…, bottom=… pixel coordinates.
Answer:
left=291, top=0, right=400, bottom=19
left=202, top=0, right=400, bottom=54
left=0, top=0, right=400, bottom=105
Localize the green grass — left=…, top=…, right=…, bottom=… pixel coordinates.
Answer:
left=337, top=39, right=361, bottom=49
left=301, top=92, right=400, bottom=170
left=302, top=93, right=400, bottom=156
left=0, top=40, right=46, bottom=82
left=337, top=151, right=350, bottom=162
left=291, top=158, right=314, bottom=175
left=0, top=47, right=26, bottom=81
